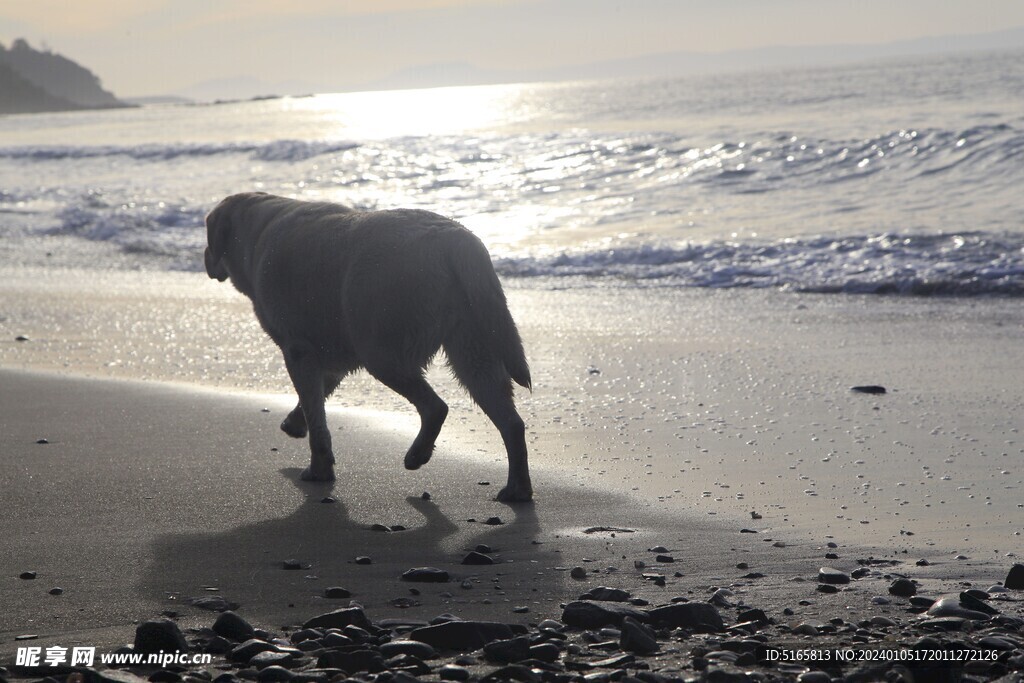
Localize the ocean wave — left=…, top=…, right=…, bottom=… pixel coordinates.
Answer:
left=494, top=232, right=1024, bottom=296
left=0, top=139, right=359, bottom=162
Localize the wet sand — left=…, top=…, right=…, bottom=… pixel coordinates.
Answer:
left=1, top=266, right=1022, bottom=672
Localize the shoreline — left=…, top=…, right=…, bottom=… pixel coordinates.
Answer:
left=2, top=266, right=1023, bottom=679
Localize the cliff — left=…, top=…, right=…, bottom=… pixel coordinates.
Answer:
left=0, top=39, right=129, bottom=114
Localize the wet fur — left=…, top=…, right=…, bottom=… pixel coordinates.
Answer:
left=204, top=192, right=533, bottom=501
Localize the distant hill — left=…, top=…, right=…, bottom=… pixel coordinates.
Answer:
left=0, top=38, right=129, bottom=114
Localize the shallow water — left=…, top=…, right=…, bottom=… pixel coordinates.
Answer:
left=1, top=48, right=1022, bottom=294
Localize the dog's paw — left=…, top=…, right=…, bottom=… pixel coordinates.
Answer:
left=496, top=484, right=533, bottom=503
left=280, top=416, right=308, bottom=439
left=404, top=445, right=434, bottom=470
left=300, top=465, right=336, bottom=482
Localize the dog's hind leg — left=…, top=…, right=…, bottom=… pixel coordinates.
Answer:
left=280, top=372, right=345, bottom=439
left=283, top=347, right=336, bottom=481
left=452, top=362, right=532, bottom=502
left=366, top=367, right=448, bottom=470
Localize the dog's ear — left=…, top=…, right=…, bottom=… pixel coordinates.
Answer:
left=204, top=194, right=243, bottom=281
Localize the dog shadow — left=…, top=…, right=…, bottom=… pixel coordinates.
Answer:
left=139, top=467, right=547, bottom=627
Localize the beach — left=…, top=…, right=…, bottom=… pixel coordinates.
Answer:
left=2, top=265, right=1022, bottom=679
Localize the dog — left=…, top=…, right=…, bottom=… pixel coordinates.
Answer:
left=204, top=192, right=533, bottom=502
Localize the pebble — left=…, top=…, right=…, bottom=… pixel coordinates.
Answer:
left=19, top=571, right=37, bottom=580
left=35, top=438, right=49, bottom=444
left=282, top=559, right=303, bottom=570
left=1005, top=563, right=1024, bottom=590
left=409, top=620, right=514, bottom=650
left=462, top=551, right=495, bottom=565
left=401, top=567, right=450, bottom=583
left=569, top=566, right=588, bottom=580
left=888, top=578, right=917, bottom=597
left=817, top=567, right=851, bottom=584
left=354, top=556, right=372, bottom=564
left=580, top=586, right=631, bottom=602
left=619, top=616, right=658, bottom=654
left=851, top=385, right=887, bottom=394
left=49, top=587, right=63, bottom=595
left=324, top=586, right=351, bottom=599
left=212, top=611, right=255, bottom=642
left=320, top=496, right=335, bottom=504
left=134, top=619, right=189, bottom=655
left=484, top=516, right=504, bottom=525
left=925, top=596, right=992, bottom=620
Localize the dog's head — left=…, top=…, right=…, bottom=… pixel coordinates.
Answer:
left=204, top=193, right=264, bottom=282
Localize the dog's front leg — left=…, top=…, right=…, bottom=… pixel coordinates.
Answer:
left=283, top=346, right=336, bottom=481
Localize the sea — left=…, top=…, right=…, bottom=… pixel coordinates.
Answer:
left=1, top=48, right=1022, bottom=295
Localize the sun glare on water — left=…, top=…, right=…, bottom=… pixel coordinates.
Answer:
left=290, top=83, right=534, bottom=139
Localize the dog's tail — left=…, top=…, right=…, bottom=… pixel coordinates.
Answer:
left=444, top=232, right=531, bottom=391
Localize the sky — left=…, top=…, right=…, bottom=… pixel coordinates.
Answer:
left=3, top=0, right=1024, bottom=98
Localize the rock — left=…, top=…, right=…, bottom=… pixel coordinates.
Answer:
left=19, top=571, right=36, bottom=580
left=909, top=596, right=935, bottom=608
left=527, top=642, right=560, bottom=662
left=380, top=640, right=437, bottom=660
left=48, top=587, right=63, bottom=595
left=484, top=517, right=503, bottom=525
left=302, top=606, right=373, bottom=631
left=354, top=556, right=372, bottom=564
left=655, top=555, right=675, bottom=563
left=851, top=385, right=886, bottom=394
left=439, top=665, right=471, bottom=681
left=229, top=639, right=278, bottom=663
left=188, top=596, right=240, bottom=612
left=213, top=611, right=255, bottom=641
left=324, top=586, right=351, bottom=599
left=888, top=578, right=916, bottom=597
left=737, top=608, right=769, bottom=626
left=409, top=621, right=514, bottom=651
left=560, top=600, right=648, bottom=628
left=401, top=567, right=450, bottom=583
left=282, top=559, right=304, bottom=570
left=461, top=552, right=495, bottom=565
left=317, top=649, right=385, bottom=673
left=475, top=544, right=492, bottom=553
left=1005, top=563, right=1024, bottom=590
left=647, top=602, right=724, bottom=632
left=580, top=586, right=631, bottom=602
left=256, top=666, right=294, bottom=683
left=925, top=596, right=992, bottom=620
left=569, top=566, right=588, bottom=580
left=481, top=665, right=540, bottom=683
left=483, top=636, right=530, bottom=663
left=249, top=651, right=292, bottom=670
left=816, top=584, right=839, bottom=594
left=619, top=617, right=658, bottom=654
left=958, top=591, right=999, bottom=615
left=134, top=619, right=189, bottom=655
left=817, top=567, right=850, bottom=584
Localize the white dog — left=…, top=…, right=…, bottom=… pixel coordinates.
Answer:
left=204, top=193, right=533, bottom=501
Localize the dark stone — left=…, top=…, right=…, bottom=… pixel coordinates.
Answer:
left=817, top=567, right=850, bottom=584
left=462, top=552, right=495, bottom=565
left=484, top=517, right=504, bottom=525
left=910, top=596, right=936, bottom=608
left=816, top=584, right=839, bottom=594
left=282, top=559, right=303, bottom=570
left=354, top=556, right=372, bottom=564
left=926, top=596, right=992, bottom=620
left=134, top=619, right=189, bottom=655
left=316, top=649, right=385, bottom=673
left=380, top=640, right=437, bottom=660
left=590, top=654, right=636, bottom=669
left=401, top=567, right=450, bottom=583
left=619, top=617, right=658, bottom=654
left=655, top=555, right=675, bottom=563
left=148, top=670, right=183, bottom=683
left=647, top=602, right=724, bottom=632
left=736, top=608, right=769, bottom=626
left=19, top=571, right=37, bottom=580
left=230, top=639, right=278, bottom=663
left=580, top=587, right=631, bottom=602
left=888, top=578, right=917, bottom=597
left=851, top=385, right=886, bottom=394
left=439, top=665, right=471, bottom=681
left=569, top=567, right=587, bottom=580
left=527, top=643, right=560, bottom=663
left=256, top=667, right=294, bottom=683
left=324, top=587, right=351, bottom=599
left=560, top=600, right=648, bottom=629
left=385, top=653, right=431, bottom=676
left=48, top=587, right=63, bottom=595
left=249, top=651, right=292, bottom=670
left=1005, top=563, right=1024, bottom=590
left=958, top=591, right=999, bottom=615
left=302, top=606, right=373, bottom=631
left=481, top=665, right=540, bottom=683
left=409, top=621, right=514, bottom=651
left=213, top=611, right=256, bottom=642
left=475, top=544, right=492, bottom=553
left=483, top=636, right=530, bottom=663
left=189, top=595, right=239, bottom=612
